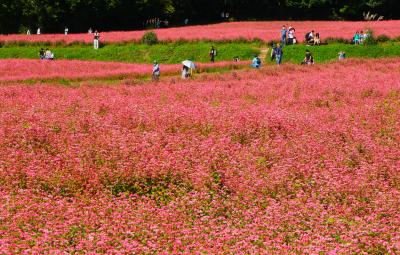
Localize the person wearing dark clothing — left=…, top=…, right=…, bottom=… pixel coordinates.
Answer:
left=305, top=31, right=315, bottom=45
left=271, top=44, right=277, bottom=61
left=209, top=46, right=217, bottom=63
left=275, top=44, right=283, bottom=65
left=302, top=50, right=314, bottom=65
left=281, top=25, right=287, bottom=45
left=39, top=48, right=45, bottom=59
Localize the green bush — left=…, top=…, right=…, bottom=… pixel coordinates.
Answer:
left=18, top=25, right=30, bottom=35
left=363, top=30, right=377, bottom=45
left=376, top=34, right=390, bottom=43
left=141, top=31, right=159, bottom=45
left=324, top=37, right=351, bottom=44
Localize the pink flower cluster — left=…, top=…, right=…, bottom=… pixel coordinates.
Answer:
left=1, top=20, right=399, bottom=44
left=0, top=59, right=248, bottom=82
left=0, top=58, right=399, bottom=254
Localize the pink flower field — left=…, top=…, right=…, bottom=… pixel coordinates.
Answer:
left=0, top=59, right=248, bottom=82
left=0, top=58, right=399, bottom=254
left=1, top=20, right=400, bottom=44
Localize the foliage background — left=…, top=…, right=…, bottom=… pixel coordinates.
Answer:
left=0, top=0, right=399, bottom=34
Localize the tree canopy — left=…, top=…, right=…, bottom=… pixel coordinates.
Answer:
left=0, top=0, right=399, bottom=34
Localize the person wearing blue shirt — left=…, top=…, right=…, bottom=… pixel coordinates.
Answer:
left=275, top=44, right=283, bottom=65
left=281, top=25, right=287, bottom=46
left=354, top=31, right=360, bottom=45
left=251, top=55, right=262, bottom=69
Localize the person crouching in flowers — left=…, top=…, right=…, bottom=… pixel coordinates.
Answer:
left=44, top=49, right=54, bottom=60
left=39, top=48, right=45, bottom=60
left=182, top=65, right=190, bottom=79
left=251, top=55, right=262, bottom=69
left=338, top=51, right=346, bottom=61
left=314, top=32, right=321, bottom=45
left=152, top=61, right=160, bottom=81
left=301, top=49, right=314, bottom=65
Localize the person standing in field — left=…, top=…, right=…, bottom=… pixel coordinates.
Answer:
left=353, top=31, right=360, bottom=45
left=359, top=30, right=365, bottom=44
left=275, top=44, right=283, bottom=65
left=209, top=46, right=217, bottom=63
left=152, top=61, right=160, bottom=80
left=271, top=43, right=277, bottom=61
left=280, top=25, right=287, bottom=46
left=37, top=27, right=41, bottom=35
left=287, top=27, right=295, bottom=45
left=27, top=29, right=31, bottom=35
left=362, top=30, right=371, bottom=43
left=93, top=30, right=100, bottom=49
left=64, top=27, right=69, bottom=35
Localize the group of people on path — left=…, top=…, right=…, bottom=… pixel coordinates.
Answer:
left=152, top=34, right=348, bottom=80
left=281, top=25, right=298, bottom=46
left=353, top=30, right=370, bottom=45
left=305, top=30, right=321, bottom=45
left=280, top=25, right=321, bottom=46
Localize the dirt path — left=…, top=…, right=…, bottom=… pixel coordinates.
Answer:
left=259, top=47, right=270, bottom=61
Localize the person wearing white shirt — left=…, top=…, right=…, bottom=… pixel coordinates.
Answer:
left=93, top=30, right=100, bottom=49
left=288, top=27, right=295, bottom=45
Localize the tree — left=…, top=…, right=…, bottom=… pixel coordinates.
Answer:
left=0, top=0, right=399, bottom=34
left=0, top=0, right=22, bottom=34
